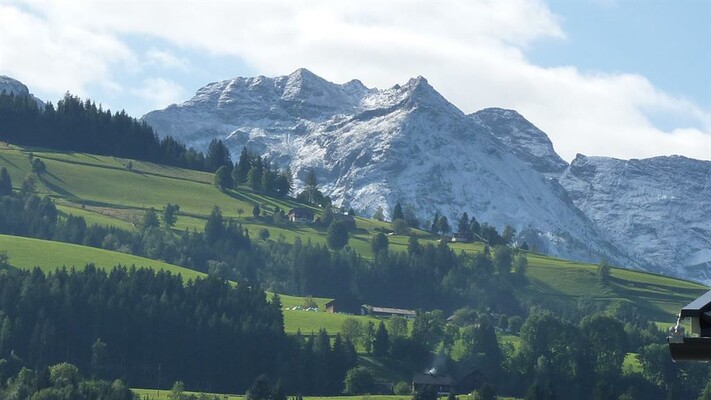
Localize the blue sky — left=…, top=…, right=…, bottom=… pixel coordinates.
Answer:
left=533, top=0, right=711, bottom=124
left=0, top=0, right=709, bottom=161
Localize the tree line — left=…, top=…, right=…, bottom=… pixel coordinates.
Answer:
left=0, top=264, right=365, bottom=395
left=0, top=91, right=235, bottom=172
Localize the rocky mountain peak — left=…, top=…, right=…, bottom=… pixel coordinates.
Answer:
left=559, top=155, right=711, bottom=282
left=469, top=107, right=568, bottom=176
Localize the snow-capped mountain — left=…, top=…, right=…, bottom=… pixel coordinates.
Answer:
left=469, top=108, right=568, bottom=178
left=144, top=68, right=641, bottom=270
left=558, top=155, right=711, bottom=283
left=0, top=75, right=44, bottom=108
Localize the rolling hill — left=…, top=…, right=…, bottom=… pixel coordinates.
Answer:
left=0, top=144, right=705, bottom=326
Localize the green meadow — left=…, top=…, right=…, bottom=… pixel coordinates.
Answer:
left=0, top=233, right=203, bottom=280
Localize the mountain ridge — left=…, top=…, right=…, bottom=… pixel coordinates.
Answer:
left=143, top=69, right=646, bottom=273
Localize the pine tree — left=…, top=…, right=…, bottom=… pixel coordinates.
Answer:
left=162, top=204, right=180, bottom=228
left=214, top=165, right=233, bottom=191
left=372, top=321, right=390, bottom=357
left=470, top=215, right=481, bottom=237
left=598, top=261, right=611, bottom=285
left=502, top=224, right=516, bottom=245
left=90, top=338, right=107, bottom=379
left=274, top=173, right=291, bottom=198
left=321, top=204, right=334, bottom=226
left=371, top=233, right=389, bottom=255
left=233, top=147, right=252, bottom=183
left=261, top=168, right=274, bottom=194
left=0, top=167, right=12, bottom=196
left=246, top=375, right=273, bottom=400
left=392, top=202, right=404, bottom=221
left=457, top=212, right=470, bottom=238
left=252, top=204, right=261, bottom=218
left=438, top=216, right=451, bottom=235
left=327, top=220, right=349, bottom=250
left=142, top=208, right=160, bottom=230
left=407, top=235, right=422, bottom=256
left=19, top=174, right=36, bottom=198
left=305, top=169, right=317, bottom=188
left=205, top=139, right=232, bottom=172
left=247, top=166, right=262, bottom=191
left=430, top=211, right=441, bottom=234
left=373, top=206, right=384, bottom=221
left=205, top=206, right=225, bottom=244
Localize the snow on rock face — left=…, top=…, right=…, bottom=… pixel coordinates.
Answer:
left=143, top=69, right=658, bottom=274
left=0, top=76, right=45, bottom=109
left=559, top=154, right=711, bottom=282
left=469, top=108, right=568, bottom=177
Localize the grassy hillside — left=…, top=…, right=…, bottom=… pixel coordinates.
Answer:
left=0, top=233, right=203, bottom=280
left=0, top=144, right=706, bottom=325
left=0, top=145, right=424, bottom=256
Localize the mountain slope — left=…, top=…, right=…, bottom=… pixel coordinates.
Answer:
left=144, top=69, right=637, bottom=268
left=465, top=109, right=711, bottom=281
left=469, top=107, right=568, bottom=177
left=558, top=154, right=711, bottom=282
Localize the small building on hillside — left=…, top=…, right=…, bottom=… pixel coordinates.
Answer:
left=288, top=207, right=314, bottom=223
left=412, top=372, right=454, bottom=395
left=361, top=305, right=416, bottom=319
left=324, top=296, right=362, bottom=315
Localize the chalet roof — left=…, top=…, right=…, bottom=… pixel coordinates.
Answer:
left=412, top=373, right=454, bottom=386
left=682, top=289, right=711, bottom=318
left=364, top=305, right=416, bottom=316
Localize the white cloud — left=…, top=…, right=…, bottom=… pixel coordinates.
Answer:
left=145, top=49, right=190, bottom=71
left=133, top=78, right=185, bottom=110
left=6, top=0, right=710, bottom=161
left=0, top=4, right=133, bottom=97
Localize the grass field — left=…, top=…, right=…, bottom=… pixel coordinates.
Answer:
left=0, top=234, right=204, bottom=280
left=0, top=144, right=706, bottom=327
left=521, top=251, right=706, bottom=322
left=0, top=146, right=434, bottom=258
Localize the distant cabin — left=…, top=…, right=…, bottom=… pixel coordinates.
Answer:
left=288, top=207, right=314, bottom=223
left=361, top=304, right=416, bottom=319
left=324, top=296, right=362, bottom=315
left=412, top=372, right=454, bottom=395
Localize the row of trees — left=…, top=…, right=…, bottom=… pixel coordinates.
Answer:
left=381, top=201, right=514, bottom=247
left=214, top=147, right=294, bottom=198
left=0, top=91, right=227, bottom=171
left=0, top=363, right=134, bottom=400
